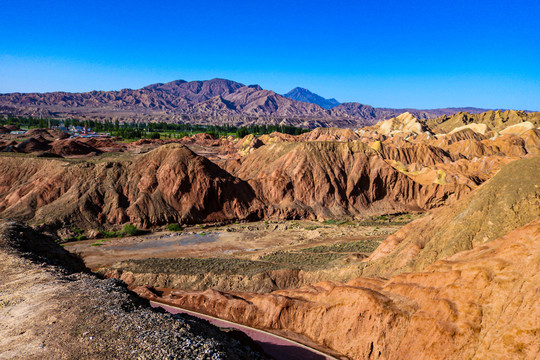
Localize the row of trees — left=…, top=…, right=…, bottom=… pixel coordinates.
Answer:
left=0, top=115, right=309, bottom=140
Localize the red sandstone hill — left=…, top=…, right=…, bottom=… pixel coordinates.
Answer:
left=363, top=156, right=540, bottom=277
left=1, top=121, right=538, bottom=235
left=138, top=156, right=540, bottom=360
left=0, top=144, right=263, bottom=231
left=227, top=141, right=469, bottom=218
left=151, top=218, right=539, bottom=360
left=0, top=140, right=466, bottom=234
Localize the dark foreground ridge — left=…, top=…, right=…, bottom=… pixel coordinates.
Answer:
left=0, top=220, right=268, bottom=359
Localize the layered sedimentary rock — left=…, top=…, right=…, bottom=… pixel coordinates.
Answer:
left=0, top=144, right=263, bottom=230
left=138, top=157, right=540, bottom=360
left=424, top=109, right=540, bottom=133
left=371, top=112, right=428, bottom=136
left=363, top=156, right=540, bottom=276
left=1, top=117, right=538, bottom=236
left=227, top=141, right=467, bottom=218
left=0, top=137, right=475, bottom=234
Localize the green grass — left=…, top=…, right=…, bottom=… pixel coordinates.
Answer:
left=100, top=230, right=123, bottom=238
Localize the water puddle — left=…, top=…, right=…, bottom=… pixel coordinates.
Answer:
left=105, top=232, right=219, bottom=252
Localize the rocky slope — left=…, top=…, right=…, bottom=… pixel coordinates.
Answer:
left=371, top=112, right=428, bottom=136
left=0, top=220, right=267, bottom=359
left=135, top=157, right=540, bottom=360
left=329, top=104, right=491, bottom=125
left=363, top=156, right=540, bottom=276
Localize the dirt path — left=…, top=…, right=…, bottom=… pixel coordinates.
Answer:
left=150, top=300, right=345, bottom=360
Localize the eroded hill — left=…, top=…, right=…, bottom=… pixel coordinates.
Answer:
left=135, top=157, right=540, bottom=360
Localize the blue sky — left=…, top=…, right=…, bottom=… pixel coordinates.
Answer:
left=1, top=0, right=539, bottom=109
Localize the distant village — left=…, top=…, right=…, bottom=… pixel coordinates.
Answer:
left=10, top=123, right=111, bottom=138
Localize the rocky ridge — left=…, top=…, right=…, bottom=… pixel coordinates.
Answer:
left=0, top=220, right=267, bottom=359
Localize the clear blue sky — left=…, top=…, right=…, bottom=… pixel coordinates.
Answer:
left=1, top=0, right=539, bottom=109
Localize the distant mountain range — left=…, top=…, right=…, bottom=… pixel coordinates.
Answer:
left=284, top=87, right=340, bottom=110
left=0, top=78, right=497, bottom=128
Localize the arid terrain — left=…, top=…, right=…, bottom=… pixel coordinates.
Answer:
left=0, top=220, right=268, bottom=359
left=1, top=108, right=539, bottom=359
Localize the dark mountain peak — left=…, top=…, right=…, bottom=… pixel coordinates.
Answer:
left=289, top=86, right=308, bottom=93
left=247, top=84, right=263, bottom=91
left=284, top=87, right=340, bottom=110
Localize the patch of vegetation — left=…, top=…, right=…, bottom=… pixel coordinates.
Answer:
left=99, top=223, right=143, bottom=238
left=117, top=258, right=289, bottom=276
left=123, top=223, right=142, bottom=236
left=0, top=114, right=307, bottom=143
left=260, top=251, right=346, bottom=269
left=322, top=219, right=350, bottom=226
left=300, top=238, right=384, bottom=254
left=100, top=230, right=123, bottom=238
left=72, top=226, right=84, bottom=234
left=167, top=223, right=183, bottom=232
left=356, top=213, right=418, bottom=227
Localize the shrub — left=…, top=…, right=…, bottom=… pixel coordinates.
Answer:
left=123, top=224, right=141, bottom=236
left=322, top=219, right=349, bottom=226
left=167, top=223, right=182, bottom=232
left=100, top=230, right=120, bottom=238
left=72, top=226, right=84, bottom=234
